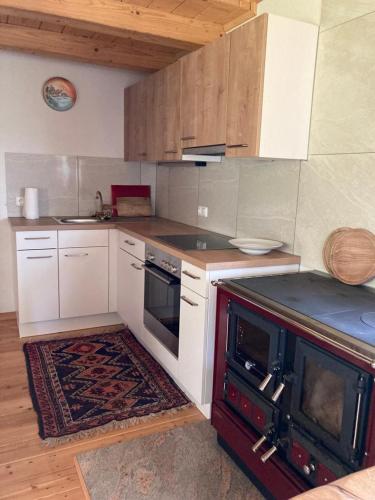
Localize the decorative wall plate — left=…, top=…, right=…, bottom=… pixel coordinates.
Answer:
left=42, top=77, right=77, bottom=111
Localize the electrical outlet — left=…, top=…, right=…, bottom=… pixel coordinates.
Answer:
left=198, top=206, right=208, bottom=218
left=16, top=196, right=24, bottom=207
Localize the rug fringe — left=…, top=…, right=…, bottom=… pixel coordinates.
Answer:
left=42, top=403, right=194, bottom=447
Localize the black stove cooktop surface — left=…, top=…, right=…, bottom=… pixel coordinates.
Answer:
left=156, top=233, right=234, bottom=251
left=229, top=272, right=375, bottom=347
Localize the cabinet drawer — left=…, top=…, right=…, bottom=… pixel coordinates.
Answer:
left=118, top=230, right=145, bottom=261
left=58, top=230, right=108, bottom=248
left=181, top=261, right=208, bottom=298
left=16, top=231, right=57, bottom=250
left=17, top=249, right=59, bottom=323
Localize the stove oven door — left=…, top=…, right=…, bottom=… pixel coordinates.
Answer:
left=290, top=338, right=371, bottom=468
left=226, top=301, right=286, bottom=398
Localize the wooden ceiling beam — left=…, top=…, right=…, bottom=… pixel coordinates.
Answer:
left=0, top=22, right=179, bottom=71
left=0, top=0, right=224, bottom=50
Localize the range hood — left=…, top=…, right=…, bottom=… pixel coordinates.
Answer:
left=181, top=144, right=225, bottom=163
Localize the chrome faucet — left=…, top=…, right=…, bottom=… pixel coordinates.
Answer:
left=95, top=190, right=104, bottom=217
left=95, top=190, right=112, bottom=220
left=95, top=191, right=103, bottom=213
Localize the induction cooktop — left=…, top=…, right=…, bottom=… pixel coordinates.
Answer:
left=156, top=233, right=235, bottom=251
left=228, top=271, right=375, bottom=347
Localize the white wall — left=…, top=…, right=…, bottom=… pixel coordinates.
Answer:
left=0, top=50, right=144, bottom=312
left=258, top=0, right=322, bottom=25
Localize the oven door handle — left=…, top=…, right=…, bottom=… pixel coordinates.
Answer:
left=143, top=265, right=177, bottom=286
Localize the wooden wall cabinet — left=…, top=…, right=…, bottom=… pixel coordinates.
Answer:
left=124, top=14, right=318, bottom=162
left=226, top=14, right=318, bottom=160
left=180, top=36, right=229, bottom=149
left=124, top=79, right=147, bottom=161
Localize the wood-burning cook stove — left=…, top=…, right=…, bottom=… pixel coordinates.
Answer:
left=211, top=272, right=375, bottom=499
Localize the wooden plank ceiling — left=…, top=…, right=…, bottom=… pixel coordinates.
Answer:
left=0, top=1, right=259, bottom=72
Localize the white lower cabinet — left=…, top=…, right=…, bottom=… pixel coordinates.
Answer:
left=178, top=285, right=208, bottom=404
left=17, top=249, right=59, bottom=323
left=118, top=248, right=145, bottom=338
left=59, top=247, right=109, bottom=318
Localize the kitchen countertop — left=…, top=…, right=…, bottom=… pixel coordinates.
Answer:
left=8, top=216, right=301, bottom=271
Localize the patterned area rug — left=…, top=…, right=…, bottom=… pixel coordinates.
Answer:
left=76, top=421, right=264, bottom=500
left=23, top=328, right=190, bottom=444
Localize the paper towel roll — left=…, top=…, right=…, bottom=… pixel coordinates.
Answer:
left=23, top=187, right=39, bottom=220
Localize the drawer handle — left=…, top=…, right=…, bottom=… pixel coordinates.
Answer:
left=24, top=237, right=51, bottom=240
left=164, top=150, right=178, bottom=154
left=124, top=240, right=136, bottom=246
left=26, top=255, right=53, bottom=260
left=227, top=144, right=248, bottom=148
left=182, top=270, right=200, bottom=280
left=181, top=296, right=198, bottom=307
left=181, top=136, right=196, bottom=141
left=139, top=152, right=147, bottom=156
left=64, top=253, right=89, bottom=257
left=131, top=262, right=143, bottom=271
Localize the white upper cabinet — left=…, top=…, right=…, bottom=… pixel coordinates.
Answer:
left=226, top=13, right=318, bottom=160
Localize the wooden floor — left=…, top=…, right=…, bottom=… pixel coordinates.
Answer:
left=0, top=312, right=204, bottom=499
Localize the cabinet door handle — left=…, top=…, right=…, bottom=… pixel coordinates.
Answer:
left=64, top=253, right=89, bottom=257
left=24, top=236, right=51, bottom=240
left=26, top=255, right=53, bottom=259
left=124, top=239, right=135, bottom=246
left=181, top=136, right=196, bottom=141
left=131, top=262, right=143, bottom=271
left=226, top=144, right=249, bottom=148
left=181, top=296, right=198, bottom=307
left=164, top=150, right=178, bottom=154
left=139, top=152, right=147, bottom=156
left=182, top=270, right=200, bottom=280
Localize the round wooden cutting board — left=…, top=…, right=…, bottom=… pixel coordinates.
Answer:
left=323, top=228, right=375, bottom=285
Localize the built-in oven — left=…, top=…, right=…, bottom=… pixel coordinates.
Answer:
left=226, top=300, right=287, bottom=399
left=143, top=244, right=181, bottom=357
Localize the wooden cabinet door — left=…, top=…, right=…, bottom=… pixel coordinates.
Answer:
left=226, top=14, right=268, bottom=157
left=178, top=285, right=208, bottom=404
left=181, top=36, right=229, bottom=149
left=160, top=61, right=181, bottom=161
left=117, top=248, right=145, bottom=340
left=17, top=249, right=59, bottom=323
left=124, top=80, right=148, bottom=161
left=59, top=247, right=109, bottom=318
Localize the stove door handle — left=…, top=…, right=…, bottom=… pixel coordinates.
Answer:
left=251, top=435, right=267, bottom=453
left=271, top=382, right=285, bottom=403
left=258, top=373, right=273, bottom=392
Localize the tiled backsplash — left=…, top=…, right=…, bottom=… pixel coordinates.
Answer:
left=156, top=158, right=299, bottom=251
left=5, top=153, right=156, bottom=217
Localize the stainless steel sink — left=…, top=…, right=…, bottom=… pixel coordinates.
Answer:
left=53, top=217, right=108, bottom=224
left=53, top=216, right=152, bottom=224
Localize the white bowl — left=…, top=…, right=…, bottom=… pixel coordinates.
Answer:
left=229, top=238, right=283, bottom=255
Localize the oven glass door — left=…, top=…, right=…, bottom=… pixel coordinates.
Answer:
left=290, top=338, right=371, bottom=467
left=227, top=301, right=286, bottom=397
left=144, top=263, right=180, bottom=355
